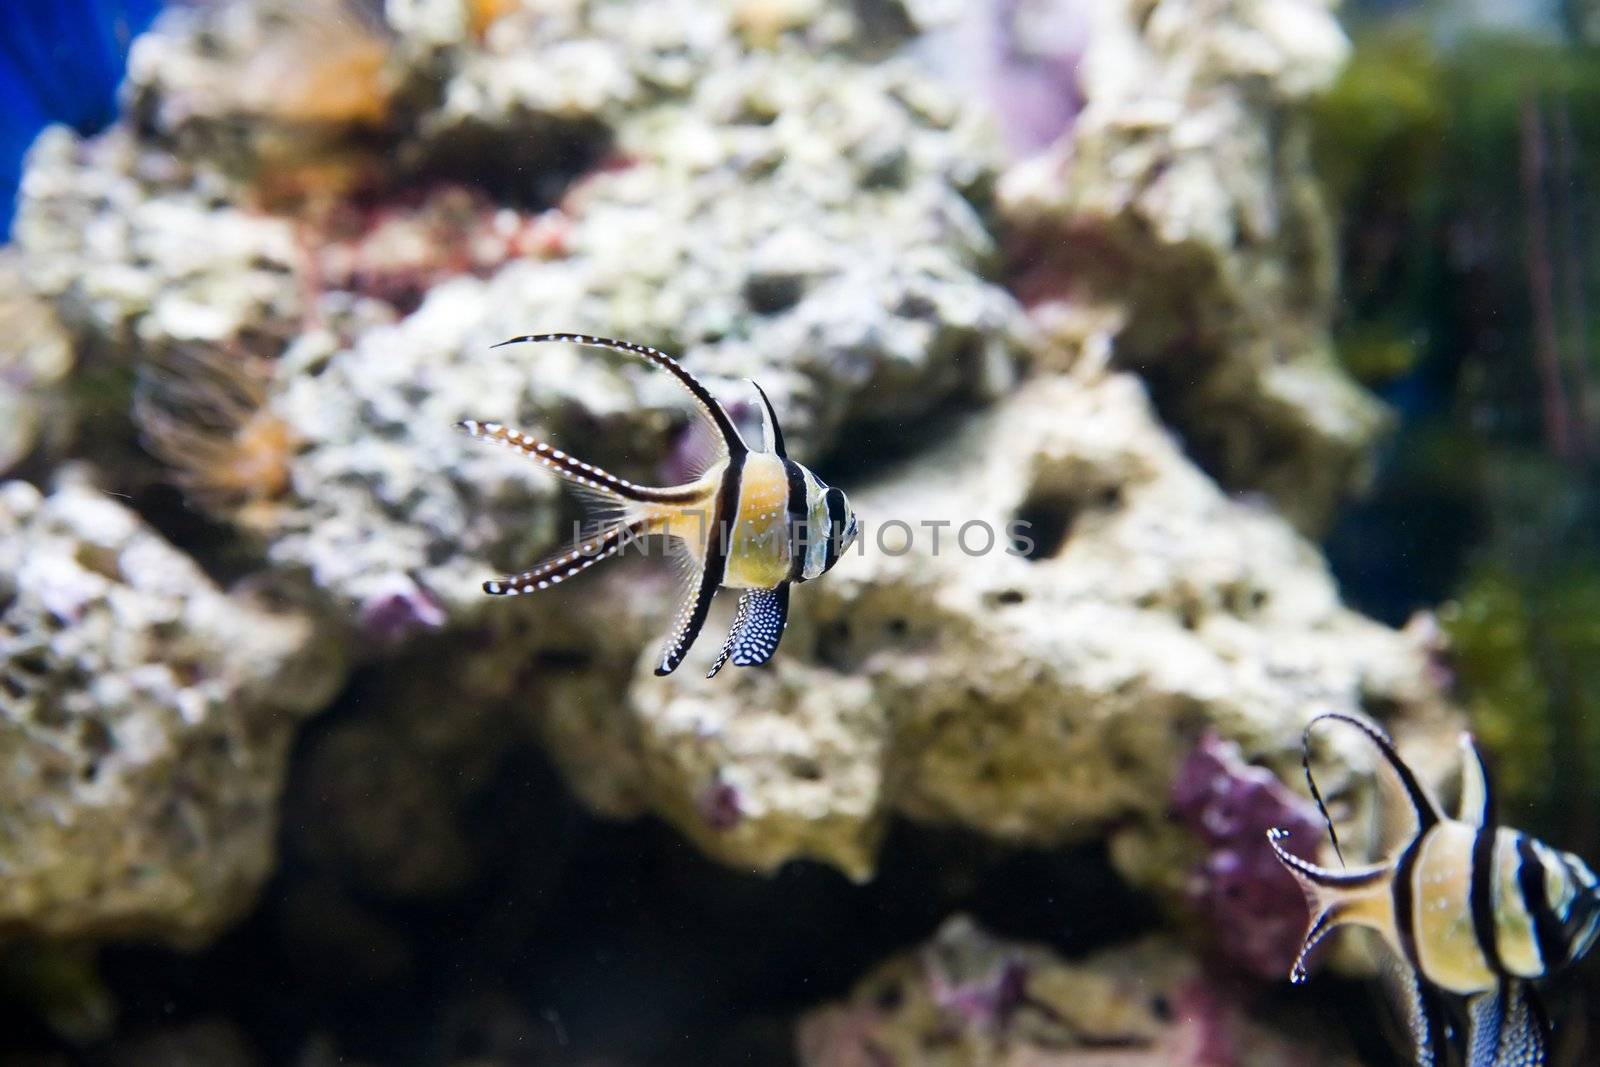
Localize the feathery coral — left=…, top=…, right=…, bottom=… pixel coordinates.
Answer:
left=133, top=347, right=297, bottom=525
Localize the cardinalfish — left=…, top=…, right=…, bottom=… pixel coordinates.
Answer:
left=458, top=333, right=859, bottom=677
left=1268, top=712, right=1600, bottom=1066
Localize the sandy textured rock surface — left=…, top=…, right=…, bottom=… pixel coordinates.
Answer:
left=0, top=476, right=343, bottom=942
left=0, top=251, right=75, bottom=477
left=1000, top=0, right=1388, bottom=533
left=797, top=915, right=1365, bottom=1066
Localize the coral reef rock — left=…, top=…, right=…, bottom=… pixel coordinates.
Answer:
left=8, top=0, right=1030, bottom=622
left=0, top=476, right=343, bottom=942
left=0, top=0, right=1452, bottom=965
left=0, top=251, right=75, bottom=477
left=1000, top=0, right=1388, bottom=533
left=797, top=915, right=1364, bottom=1066
left=542, top=338, right=1453, bottom=884
left=15, top=126, right=310, bottom=360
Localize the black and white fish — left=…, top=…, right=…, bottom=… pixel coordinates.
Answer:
left=1269, top=712, right=1600, bottom=1067
left=458, top=333, right=859, bottom=677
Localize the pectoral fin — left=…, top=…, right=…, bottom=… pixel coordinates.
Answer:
left=1468, top=981, right=1550, bottom=1067
left=706, top=584, right=789, bottom=678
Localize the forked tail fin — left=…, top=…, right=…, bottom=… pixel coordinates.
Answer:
left=458, top=419, right=652, bottom=595
left=456, top=419, right=694, bottom=505
left=481, top=519, right=646, bottom=596
left=1267, top=828, right=1393, bottom=983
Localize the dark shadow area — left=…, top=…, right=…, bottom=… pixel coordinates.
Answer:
left=809, top=401, right=982, bottom=489
left=46, top=727, right=1168, bottom=1067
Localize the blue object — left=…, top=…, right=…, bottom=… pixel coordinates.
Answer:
left=0, top=0, right=162, bottom=238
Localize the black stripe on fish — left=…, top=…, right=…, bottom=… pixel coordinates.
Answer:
left=822, top=485, right=847, bottom=573
left=1471, top=827, right=1508, bottom=978
left=783, top=459, right=809, bottom=584
left=657, top=450, right=744, bottom=676
left=1517, top=835, right=1566, bottom=973
left=1468, top=753, right=1508, bottom=978
left=1393, top=832, right=1429, bottom=973
left=494, top=333, right=750, bottom=460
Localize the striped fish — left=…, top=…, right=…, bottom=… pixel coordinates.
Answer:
left=1269, top=712, right=1600, bottom=1066
left=458, top=333, right=859, bottom=677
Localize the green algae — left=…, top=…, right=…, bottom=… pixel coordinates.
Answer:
left=1311, top=28, right=1446, bottom=214
left=1315, top=28, right=1600, bottom=391
left=1443, top=558, right=1600, bottom=839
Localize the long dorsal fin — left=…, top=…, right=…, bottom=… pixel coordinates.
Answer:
left=1304, top=712, right=1443, bottom=866
left=494, top=333, right=749, bottom=459
left=748, top=379, right=786, bottom=457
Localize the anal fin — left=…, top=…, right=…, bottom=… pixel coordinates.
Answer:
left=707, top=585, right=789, bottom=678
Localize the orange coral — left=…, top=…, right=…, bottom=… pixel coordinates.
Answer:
left=468, top=0, right=522, bottom=39
left=173, top=1, right=397, bottom=214
left=269, top=33, right=389, bottom=128
left=238, top=2, right=394, bottom=129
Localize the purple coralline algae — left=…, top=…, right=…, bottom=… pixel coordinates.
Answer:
left=358, top=572, right=448, bottom=645
left=1171, top=731, right=1327, bottom=980
left=924, top=953, right=1034, bottom=1035
left=980, top=0, right=1089, bottom=156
